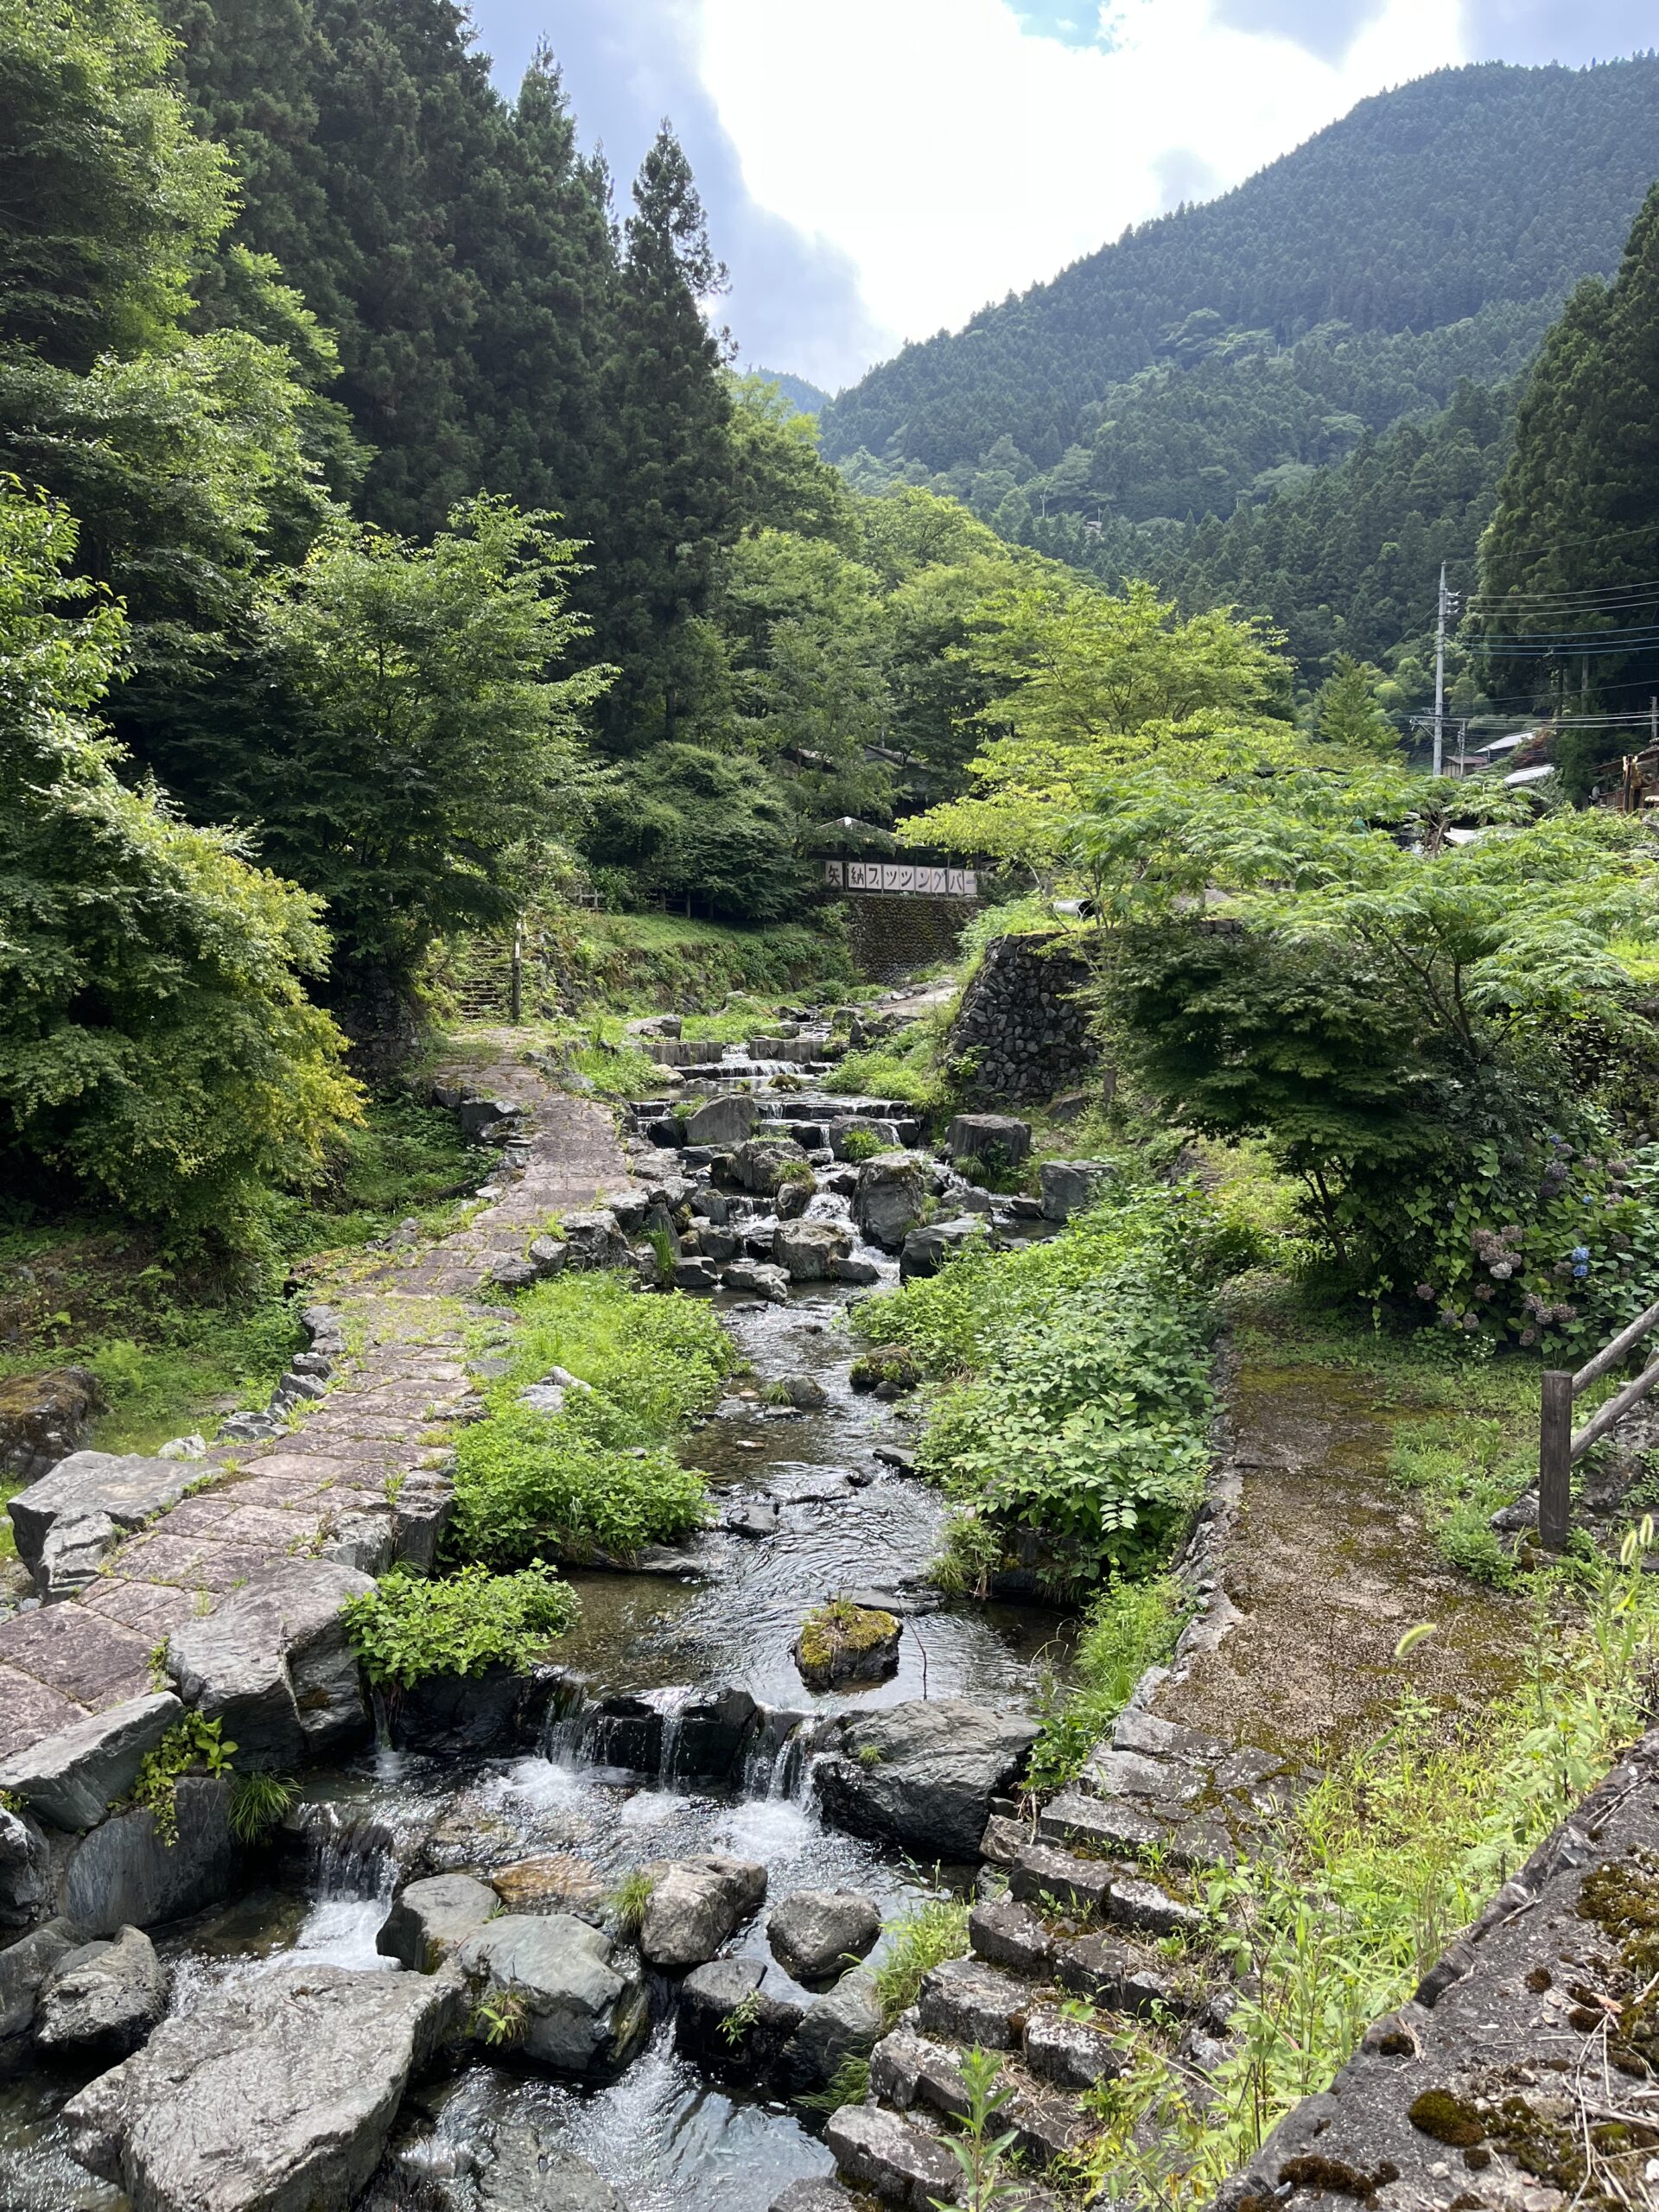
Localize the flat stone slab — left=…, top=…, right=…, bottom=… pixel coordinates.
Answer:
left=0, top=1691, right=181, bottom=1830
left=8, top=1453, right=200, bottom=1573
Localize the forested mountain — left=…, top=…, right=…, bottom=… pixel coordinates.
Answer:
left=751, top=367, right=831, bottom=415
left=823, top=59, right=1659, bottom=540
left=1476, top=182, right=1659, bottom=728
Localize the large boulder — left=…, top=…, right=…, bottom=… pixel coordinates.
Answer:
left=899, top=1218, right=987, bottom=1284
left=675, top=1956, right=803, bottom=2079
left=683, top=1095, right=757, bottom=1148
left=35, top=1924, right=165, bottom=2061
left=64, top=1961, right=464, bottom=2212
left=0, top=1917, right=80, bottom=2048
left=165, top=1560, right=374, bottom=1769
left=779, top=1967, right=884, bottom=2094
left=767, top=1890, right=880, bottom=1984
left=0, top=1690, right=181, bottom=1832
left=477, top=2120, right=627, bottom=2212
left=376, top=1873, right=497, bottom=1971
left=721, top=1261, right=790, bottom=1304
left=828, top=1118, right=901, bottom=1163
left=852, top=1155, right=927, bottom=1250
left=1039, top=1160, right=1116, bottom=1224
left=61, top=1777, right=238, bottom=1939
left=556, top=1211, right=632, bottom=1271
left=773, top=1222, right=854, bottom=1283
left=730, top=1141, right=810, bottom=1197
left=814, top=1700, right=1039, bottom=1861
left=457, top=1914, right=648, bottom=2075
left=944, top=1114, right=1032, bottom=1171
left=0, top=1803, right=51, bottom=1929
left=9, top=1451, right=198, bottom=1597
left=638, top=1855, right=767, bottom=1970
left=0, top=1367, right=102, bottom=1483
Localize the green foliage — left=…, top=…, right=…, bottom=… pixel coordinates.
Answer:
left=341, top=1561, right=578, bottom=1689
left=607, top=1867, right=656, bottom=1939
left=586, top=743, right=810, bottom=925
left=245, top=494, right=608, bottom=990
left=1088, top=766, right=1659, bottom=1346
left=227, top=1769, right=296, bottom=1843
left=1026, top=1577, right=1191, bottom=1794
left=449, top=1270, right=728, bottom=1566
left=857, top=1182, right=1220, bottom=1592
left=718, top=1988, right=763, bottom=2049
left=128, top=1712, right=233, bottom=1845
left=794, top=2054, right=871, bottom=2116
left=1311, top=654, right=1398, bottom=758
left=874, top=1897, right=972, bottom=2027
left=470, top=1990, right=529, bottom=2048
left=934, top=2046, right=1025, bottom=2211
left=0, top=486, right=359, bottom=1229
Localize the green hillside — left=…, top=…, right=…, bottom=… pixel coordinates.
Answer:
left=823, top=59, right=1659, bottom=534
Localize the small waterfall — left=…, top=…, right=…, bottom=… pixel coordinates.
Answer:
left=538, top=1684, right=701, bottom=1788
left=651, top=1685, right=696, bottom=1788
left=301, top=1803, right=399, bottom=1904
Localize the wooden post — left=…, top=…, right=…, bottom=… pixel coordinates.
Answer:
left=1538, top=1369, right=1573, bottom=1550
left=509, top=924, right=523, bottom=1027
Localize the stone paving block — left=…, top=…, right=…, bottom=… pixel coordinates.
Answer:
left=108, top=1535, right=279, bottom=1593
left=79, top=1580, right=202, bottom=1637
left=156, top=1497, right=241, bottom=1538
left=0, top=1607, right=152, bottom=1705
left=0, top=1669, right=94, bottom=1759
left=211, top=1505, right=327, bottom=1551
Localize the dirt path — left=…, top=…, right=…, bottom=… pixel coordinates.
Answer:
left=1154, top=1361, right=1535, bottom=1759
left=0, top=1059, right=633, bottom=1765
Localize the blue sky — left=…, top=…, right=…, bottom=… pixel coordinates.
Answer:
left=467, top=0, right=1658, bottom=391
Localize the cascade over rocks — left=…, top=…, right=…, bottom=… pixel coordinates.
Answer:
left=816, top=1700, right=1039, bottom=1860
left=773, top=1221, right=854, bottom=1281
left=65, top=1961, right=464, bottom=2212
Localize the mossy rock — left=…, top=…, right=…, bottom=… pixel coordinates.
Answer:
left=848, top=1344, right=922, bottom=1395
left=792, top=1600, right=901, bottom=1692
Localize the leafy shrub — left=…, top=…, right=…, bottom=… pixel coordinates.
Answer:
left=0, top=487, right=359, bottom=1230
left=451, top=1418, right=709, bottom=1566
left=127, top=1713, right=233, bottom=1844
left=342, top=1561, right=579, bottom=1687
left=838, top=1128, right=884, bottom=1162
left=229, top=1770, right=296, bottom=1843
left=855, top=1181, right=1220, bottom=1592
left=494, top=1270, right=735, bottom=1438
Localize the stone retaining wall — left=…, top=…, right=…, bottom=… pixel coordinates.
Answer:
left=946, top=928, right=1098, bottom=1103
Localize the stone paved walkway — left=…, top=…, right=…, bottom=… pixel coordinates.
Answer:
left=0, top=1057, right=634, bottom=1764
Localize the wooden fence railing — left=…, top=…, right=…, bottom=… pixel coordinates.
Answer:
left=1538, top=1296, right=1659, bottom=1546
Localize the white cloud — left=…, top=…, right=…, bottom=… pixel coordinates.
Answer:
left=694, top=0, right=1465, bottom=374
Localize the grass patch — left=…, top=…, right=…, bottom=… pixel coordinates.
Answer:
left=450, top=1270, right=734, bottom=1565
left=1072, top=1533, right=1659, bottom=2201
left=873, top=1896, right=973, bottom=2026
left=1026, top=1576, right=1192, bottom=1794
left=836, top=1008, right=956, bottom=1115
left=548, top=910, right=855, bottom=1012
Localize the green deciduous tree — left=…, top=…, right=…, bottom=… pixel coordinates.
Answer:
left=1312, top=652, right=1399, bottom=757
left=0, top=485, right=357, bottom=1228
left=245, top=494, right=610, bottom=999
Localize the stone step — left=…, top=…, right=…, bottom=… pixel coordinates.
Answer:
left=870, top=2026, right=1096, bottom=2172
left=1052, top=1929, right=1185, bottom=2018
left=969, top=1895, right=1053, bottom=1978
left=825, top=2101, right=960, bottom=2209
left=914, top=1957, right=1032, bottom=2049
left=1010, top=1841, right=1205, bottom=1940
left=1022, top=2001, right=1122, bottom=2090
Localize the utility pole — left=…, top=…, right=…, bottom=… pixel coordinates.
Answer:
left=1432, top=563, right=1460, bottom=778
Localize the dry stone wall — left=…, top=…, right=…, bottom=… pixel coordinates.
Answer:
left=947, top=929, right=1098, bottom=1104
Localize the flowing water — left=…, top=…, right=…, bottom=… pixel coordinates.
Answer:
left=3, top=1058, right=1069, bottom=2210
